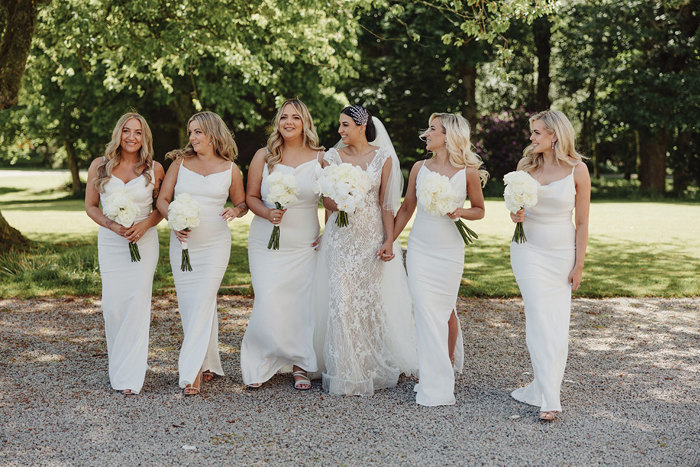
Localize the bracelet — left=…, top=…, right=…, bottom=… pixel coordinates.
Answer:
left=105, top=219, right=114, bottom=229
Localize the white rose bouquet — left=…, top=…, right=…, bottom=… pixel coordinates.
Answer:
left=316, top=163, right=371, bottom=227
left=168, top=193, right=201, bottom=271
left=102, top=188, right=141, bottom=262
left=503, top=170, right=538, bottom=243
left=265, top=171, right=300, bottom=250
left=417, top=170, right=478, bottom=245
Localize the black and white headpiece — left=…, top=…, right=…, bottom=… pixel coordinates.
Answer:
left=347, top=105, right=369, bottom=126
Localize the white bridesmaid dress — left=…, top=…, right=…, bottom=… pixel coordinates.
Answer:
left=170, top=163, right=232, bottom=388
left=510, top=165, right=577, bottom=412
left=98, top=170, right=159, bottom=394
left=240, top=158, right=320, bottom=385
left=406, top=162, right=466, bottom=406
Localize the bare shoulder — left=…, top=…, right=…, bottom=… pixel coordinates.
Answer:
left=574, top=161, right=589, bottom=174
left=465, top=166, right=479, bottom=177
left=153, top=160, right=164, bottom=174
left=252, top=147, right=268, bottom=161
left=516, top=158, right=527, bottom=171
left=88, top=157, right=104, bottom=171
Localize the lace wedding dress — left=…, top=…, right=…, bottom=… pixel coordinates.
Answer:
left=318, top=147, right=406, bottom=396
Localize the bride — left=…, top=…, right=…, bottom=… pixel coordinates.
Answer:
left=314, top=105, right=417, bottom=396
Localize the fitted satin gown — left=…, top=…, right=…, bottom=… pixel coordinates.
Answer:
left=98, top=170, right=159, bottom=394
left=510, top=165, right=577, bottom=412
left=170, top=163, right=232, bottom=388
left=407, top=163, right=466, bottom=406
left=240, top=158, right=320, bottom=385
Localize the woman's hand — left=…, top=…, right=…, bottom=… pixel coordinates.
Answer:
left=510, top=208, right=524, bottom=223
left=221, top=207, right=239, bottom=222
left=568, top=265, right=583, bottom=291
left=322, top=196, right=338, bottom=212
left=173, top=229, right=190, bottom=242
left=448, top=208, right=464, bottom=220
left=312, top=235, right=322, bottom=251
left=108, top=221, right=128, bottom=237
left=267, top=208, right=286, bottom=225
left=125, top=220, right=149, bottom=243
left=377, top=241, right=394, bottom=262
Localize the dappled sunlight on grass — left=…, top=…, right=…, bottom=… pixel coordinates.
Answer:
left=2, top=172, right=699, bottom=297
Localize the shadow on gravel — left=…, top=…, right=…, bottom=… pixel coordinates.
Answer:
left=0, top=296, right=698, bottom=465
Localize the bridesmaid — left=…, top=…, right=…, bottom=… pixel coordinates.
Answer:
left=85, top=112, right=164, bottom=395
left=156, top=111, right=247, bottom=395
left=240, top=99, right=324, bottom=390
left=394, top=113, right=487, bottom=406
left=509, top=110, right=590, bottom=421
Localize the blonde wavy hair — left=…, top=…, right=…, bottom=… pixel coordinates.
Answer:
left=520, top=110, right=585, bottom=171
left=265, top=99, right=323, bottom=170
left=422, top=113, right=489, bottom=187
left=166, top=111, right=238, bottom=161
left=95, top=112, right=154, bottom=193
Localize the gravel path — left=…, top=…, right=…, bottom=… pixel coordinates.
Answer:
left=1, top=296, right=698, bottom=465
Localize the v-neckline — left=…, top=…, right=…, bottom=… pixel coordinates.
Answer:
left=336, top=148, right=380, bottom=172
left=422, top=163, right=464, bottom=181
left=182, top=163, right=231, bottom=178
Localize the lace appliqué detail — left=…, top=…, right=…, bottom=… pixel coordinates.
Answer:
left=321, top=147, right=399, bottom=396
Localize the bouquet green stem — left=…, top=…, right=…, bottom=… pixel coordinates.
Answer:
left=336, top=210, right=349, bottom=227
left=128, top=242, right=141, bottom=262
left=512, top=222, right=527, bottom=243
left=181, top=228, right=192, bottom=271
left=267, top=202, right=283, bottom=250
left=454, top=219, right=479, bottom=245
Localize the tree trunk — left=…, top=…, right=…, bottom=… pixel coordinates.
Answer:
left=0, top=210, right=29, bottom=251
left=639, top=127, right=667, bottom=194
left=532, top=16, right=552, bottom=111
left=458, top=64, right=477, bottom=130
left=0, top=0, right=50, bottom=109
left=63, top=139, right=84, bottom=197
left=671, top=130, right=691, bottom=195
left=580, top=77, right=597, bottom=177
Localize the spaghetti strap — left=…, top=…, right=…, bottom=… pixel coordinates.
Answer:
left=570, top=164, right=577, bottom=175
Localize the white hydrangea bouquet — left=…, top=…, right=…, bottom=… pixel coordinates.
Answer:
left=316, top=163, right=371, bottom=227
left=168, top=193, right=201, bottom=271
left=503, top=170, right=538, bottom=243
left=417, top=170, right=478, bottom=245
left=265, top=171, right=300, bottom=250
left=102, top=188, right=141, bottom=262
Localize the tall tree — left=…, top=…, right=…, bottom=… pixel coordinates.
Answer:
left=0, top=0, right=50, bottom=250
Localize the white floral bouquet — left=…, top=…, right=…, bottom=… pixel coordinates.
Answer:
left=316, top=163, right=371, bottom=227
left=503, top=170, right=538, bottom=243
left=102, top=188, right=141, bottom=262
left=265, top=171, right=300, bottom=250
left=417, top=170, right=478, bottom=245
left=168, top=193, right=201, bottom=271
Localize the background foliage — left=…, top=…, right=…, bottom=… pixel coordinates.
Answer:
left=0, top=0, right=698, bottom=197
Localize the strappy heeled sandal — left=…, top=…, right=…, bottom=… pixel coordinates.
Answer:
left=292, top=370, right=311, bottom=390
left=539, top=411, right=556, bottom=422
left=184, top=371, right=202, bottom=396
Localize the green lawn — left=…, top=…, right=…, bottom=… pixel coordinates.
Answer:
left=1, top=169, right=699, bottom=298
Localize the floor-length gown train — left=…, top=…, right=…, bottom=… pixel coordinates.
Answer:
left=170, top=163, right=232, bottom=388
left=99, top=170, right=159, bottom=394
left=510, top=166, right=577, bottom=412
left=407, top=163, right=466, bottom=406
left=240, top=159, right=320, bottom=384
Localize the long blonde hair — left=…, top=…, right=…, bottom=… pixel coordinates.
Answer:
left=95, top=112, right=154, bottom=193
left=520, top=110, right=585, bottom=171
left=423, top=113, right=489, bottom=187
left=265, top=99, right=323, bottom=170
left=166, top=111, right=238, bottom=161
